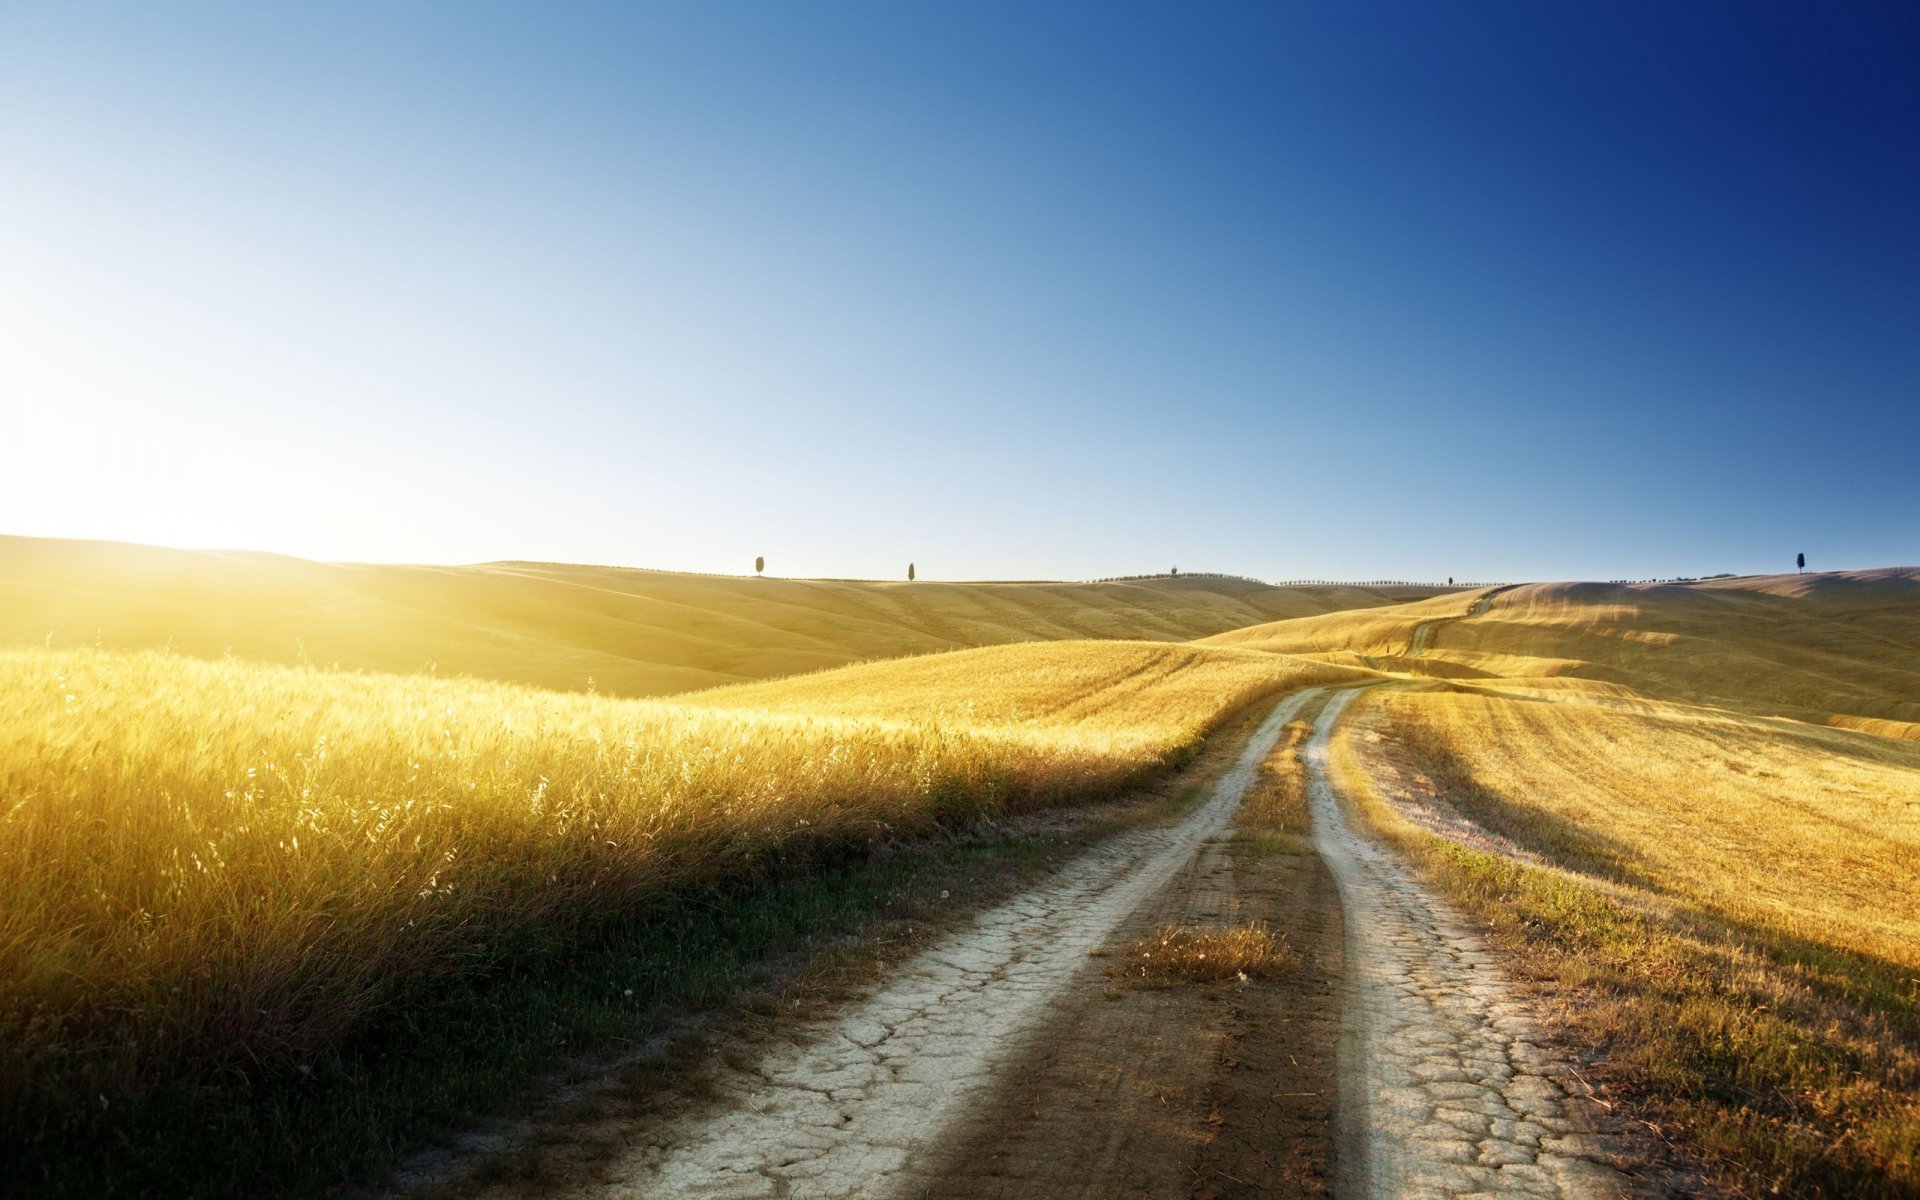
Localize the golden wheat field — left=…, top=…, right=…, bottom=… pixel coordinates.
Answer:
left=1356, top=682, right=1920, bottom=967
left=1216, top=569, right=1920, bottom=726
left=0, top=638, right=1357, bottom=1131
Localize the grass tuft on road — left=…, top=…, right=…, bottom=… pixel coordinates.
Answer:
left=1233, top=718, right=1316, bottom=855
left=1118, top=922, right=1291, bottom=984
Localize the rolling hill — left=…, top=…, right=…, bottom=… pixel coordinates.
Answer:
left=1207, top=568, right=1920, bottom=731
left=0, top=535, right=1446, bottom=697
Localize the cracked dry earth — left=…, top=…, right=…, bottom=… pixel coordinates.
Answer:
left=568, top=689, right=1327, bottom=1200
left=441, top=684, right=1656, bottom=1199
left=1308, top=689, right=1641, bottom=1199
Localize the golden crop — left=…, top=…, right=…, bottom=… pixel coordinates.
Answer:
left=1355, top=682, right=1920, bottom=970
left=1217, top=568, right=1920, bottom=729
left=0, top=641, right=1353, bottom=1111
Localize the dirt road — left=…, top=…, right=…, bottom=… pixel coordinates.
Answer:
left=1308, top=690, right=1637, bottom=1198
left=431, top=680, right=1651, bottom=1199
left=900, top=701, right=1344, bottom=1200
left=1407, top=585, right=1512, bottom=657
left=566, top=689, right=1327, bottom=1199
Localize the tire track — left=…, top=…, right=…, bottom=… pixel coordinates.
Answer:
left=1306, top=689, right=1639, bottom=1199
left=564, top=689, right=1327, bottom=1199
left=1407, top=585, right=1514, bottom=657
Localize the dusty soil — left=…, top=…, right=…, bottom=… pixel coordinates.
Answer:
left=897, top=775, right=1344, bottom=1198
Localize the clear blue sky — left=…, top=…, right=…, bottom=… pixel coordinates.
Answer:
left=2, top=2, right=1914, bottom=581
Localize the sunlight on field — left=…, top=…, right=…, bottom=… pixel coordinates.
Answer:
left=1222, top=569, right=1920, bottom=726
left=1329, top=669, right=1920, bottom=1193
left=692, top=641, right=1323, bottom=756
left=0, top=641, right=1354, bottom=1135
left=10, top=550, right=1920, bottom=1196
left=0, top=535, right=1440, bottom=697
left=1364, top=682, right=1920, bottom=970
left=1202, top=588, right=1481, bottom=661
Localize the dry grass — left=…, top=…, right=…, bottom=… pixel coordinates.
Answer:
left=1117, top=922, right=1290, bottom=983
left=1204, top=589, right=1485, bottom=662
left=0, top=640, right=1355, bottom=1164
left=692, top=641, right=1322, bottom=758
left=0, top=534, right=1442, bottom=697
left=1234, top=719, right=1315, bottom=853
left=1219, top=569, right=1920, bottom=727
left=1334, top=683, right=1920, bottom=1196
left=1369, top=684, right=1920, bottom=966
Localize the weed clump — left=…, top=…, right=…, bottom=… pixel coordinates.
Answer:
left=1118, top=922, right=1290, bottom=983
left=1235, top=720, right=1314, bottom=852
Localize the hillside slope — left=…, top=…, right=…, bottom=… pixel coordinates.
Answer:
left=1209, top=569, right=1920, bottom=730
left=0, top=535, right=1443, bottom=696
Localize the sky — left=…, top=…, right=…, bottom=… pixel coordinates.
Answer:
left=2, top=2, right=1915, bottom=583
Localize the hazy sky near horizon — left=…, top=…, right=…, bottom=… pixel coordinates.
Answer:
left=3, top=2, right=1915, bottom=582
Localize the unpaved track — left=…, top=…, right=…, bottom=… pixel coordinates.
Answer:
left=901, top=704, right=1344, bottom=1200
left=570, top=689, right=1325, bottom=1200
left=1407, top=585, right=1511, bottom=657
left=1307, top=690, right=1638, bottom=1198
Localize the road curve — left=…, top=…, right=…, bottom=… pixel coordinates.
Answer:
left=1306, top=689, right=1637, bottom=1199
left=1407, top=585, right=1513, bottom=657
left=581, top=688, right=1327, bottom=1200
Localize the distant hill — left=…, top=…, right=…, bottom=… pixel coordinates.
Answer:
left=0, top=535, right=1445, bottom=697
left=1207, top=568, right=1920, bottom=733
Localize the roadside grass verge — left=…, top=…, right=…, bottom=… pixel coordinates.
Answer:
left=1332, top=686, right=1920, bottom=1198
left=2, top=645, right=1347, bottom=1196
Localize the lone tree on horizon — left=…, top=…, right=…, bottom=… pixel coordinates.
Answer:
left=1171, top=566, right=1179, bottom=577
left=1797, top=552, right=1805, bottom=573
left=908, top=562, right=915, bottom=582
left=755, top=555, right=764, bottom=576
